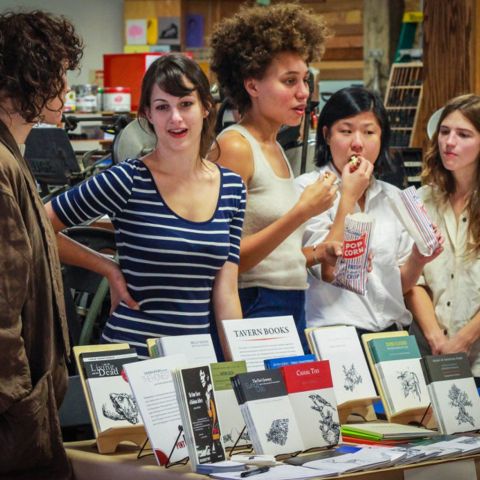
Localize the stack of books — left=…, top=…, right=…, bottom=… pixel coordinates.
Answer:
left=231, top=361, right=340, bottom=455
left=173, top=364, right=226, bottom=471
left=210, top=361, right=249, bottom=448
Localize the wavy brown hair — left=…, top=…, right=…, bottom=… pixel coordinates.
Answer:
left=137, top=54, right=217, bottom=160
left=423, top=93, right=480, bottom=254
left=210, top=2, right=329, bottom=115
left=0, top=10, right=83, bottom=123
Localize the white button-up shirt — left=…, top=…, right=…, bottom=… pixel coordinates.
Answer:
left=295, top=165, right=413, bottom=332
left=418, top=185, right=480, bottom=376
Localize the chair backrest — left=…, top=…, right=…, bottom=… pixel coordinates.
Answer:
left=24, top=127, right=80, bottom=185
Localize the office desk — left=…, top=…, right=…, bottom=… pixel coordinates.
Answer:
left=65, top=441, right=480, bottom=480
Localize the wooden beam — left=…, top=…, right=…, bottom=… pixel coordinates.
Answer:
left=416, top=0, right=477, bottom=149
left=363, top=0, right=404, bottom=96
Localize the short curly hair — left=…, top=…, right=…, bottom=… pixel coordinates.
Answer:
left=0, top=10, right=83, bottom=123
left=210, top=2, right=329, bottom=114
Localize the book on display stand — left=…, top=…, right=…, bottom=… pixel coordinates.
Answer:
left=421, top=352, right=480, bottom=434
left=172, top=364, right=227, bottom=472
left=123, top=354, right=189, bottom=466
left=362, top=331, right=435, bottom=427
left=73, top=343, right=146, bottom=453
left=147, top=333, right=217, bottom=365
left=280, top=360, right=341, bottom=450
left=307, top=325, right=379, bottom=423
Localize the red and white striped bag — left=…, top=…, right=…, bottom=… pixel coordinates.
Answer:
left=332, top=212, right=374, bottom=296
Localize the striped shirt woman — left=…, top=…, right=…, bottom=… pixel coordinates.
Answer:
left=51, top=159, right=246, bottom=358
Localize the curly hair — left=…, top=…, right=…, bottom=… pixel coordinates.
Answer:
left=210, top=2, right=329, bottom=114
left=0, top=10, right=83, bottom=123
left=423, top=93, right=480, bottom=254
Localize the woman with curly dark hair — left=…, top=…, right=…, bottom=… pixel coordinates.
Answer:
left=0, top=10, right=83, bottom=479
left=210, top=3, right=341, bottom=351
left=406, top=94, right=480, bottom=384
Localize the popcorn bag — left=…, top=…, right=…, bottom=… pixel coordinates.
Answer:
left=332, top=212, right=374, bottom=295
left=388, top=186, right=439, bottom=256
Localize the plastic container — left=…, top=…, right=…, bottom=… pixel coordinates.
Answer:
left=74, top=84, right=98, bottom=112
left=103, top=87, right=132, bottom=112
left=64, top=90, right=76, bottom=112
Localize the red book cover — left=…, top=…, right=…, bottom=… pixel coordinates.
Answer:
left=280, top=360, right=333, bottom=393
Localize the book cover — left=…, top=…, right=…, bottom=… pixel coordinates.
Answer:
left=311, top=326, right=376, bottom=404
left=80, top=348, right=141, bottom=432
left=421, top=353, right=480, bottom=434
left=210, top=361, right=249, bottom=448
left=369, top=336, right=430, bottom=415
left=222, top=316, right=304, bottom=372
left=157, top=334, right=217, bottom=365
left=264, top=354, right=316, bottom=369
left=281, top=360, right=341, bottom=449
left=175, top=365, right=226, bottom=469
left=233, top=370, right=304, bottom=455
left=123, top=354, right=188, bottom=466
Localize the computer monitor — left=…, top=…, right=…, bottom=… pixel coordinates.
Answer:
left=24, top=127, right=80, bottom=186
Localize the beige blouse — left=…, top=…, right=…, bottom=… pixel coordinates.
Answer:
left=418, top=185, right=480, bottom=376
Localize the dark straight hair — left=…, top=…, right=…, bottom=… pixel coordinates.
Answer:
left=137, top=54, right=216, bottom=159
left=315, top=87, right=391, bottom=174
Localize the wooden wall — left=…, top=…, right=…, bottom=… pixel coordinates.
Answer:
left=124, top=0, right=366, bottom=81
left=415, top=0, right=480, bottom=149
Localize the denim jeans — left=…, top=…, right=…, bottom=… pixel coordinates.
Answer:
left=238, top=287, right=307, bottom=354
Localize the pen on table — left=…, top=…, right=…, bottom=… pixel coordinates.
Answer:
left=240, top=466, right=270, bottom=478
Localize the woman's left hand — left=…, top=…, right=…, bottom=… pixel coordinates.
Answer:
left=411, top=224, right=445, bottom=265
left=439, top=333, right=471, bottom=355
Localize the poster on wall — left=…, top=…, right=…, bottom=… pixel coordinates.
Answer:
left=158, top=16, right=181, bottom=46
left=186, top=14, right=204, bottom=48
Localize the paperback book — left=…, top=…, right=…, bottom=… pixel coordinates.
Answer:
left=222, top=316, right=304, bottom=371
left=147, top=333, right=217, bottom=365
left=280, top=360, right=341, bottom=449
left=173, top=365, right=226, bottom=471
left=123, top=354, right=188, bottom=465
left=264, top=354, right=316, bottom=369
left=421, top=353, right=480, bottom=434
left=80, top=348, right=142, bottom=432
left=309, top=326, right=377, bottom=405
left=368, top=335, right=430, bottom=416
left=232, top=369, right=304, bottom=455
left=210, top=360, right=250, bottom=448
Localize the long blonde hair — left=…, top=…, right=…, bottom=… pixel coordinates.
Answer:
left=422, top=94, right=480, bottom=254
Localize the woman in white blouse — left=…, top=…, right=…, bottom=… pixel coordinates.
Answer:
left=296, top=87, right=443, bottom=336
left=406, top=94, right=480, bottom=382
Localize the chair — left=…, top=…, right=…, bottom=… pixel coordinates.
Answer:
left=24, top=127, right=83, bottom=197
left=62, top=226, right=116, bottom=347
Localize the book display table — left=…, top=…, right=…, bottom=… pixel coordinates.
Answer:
left=65, top=440, right=480, bottom=480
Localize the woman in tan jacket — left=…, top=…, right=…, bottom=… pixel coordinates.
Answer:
left=0, top=10, right=83, bottom=479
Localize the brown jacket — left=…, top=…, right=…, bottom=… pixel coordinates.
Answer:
left=0, top=120, right=72, bottom=479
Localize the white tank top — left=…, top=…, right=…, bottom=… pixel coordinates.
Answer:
left=220, top=124, right=307, bottom=290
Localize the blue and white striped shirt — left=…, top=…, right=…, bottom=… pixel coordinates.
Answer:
left=52, top=159, right=246, bottom=358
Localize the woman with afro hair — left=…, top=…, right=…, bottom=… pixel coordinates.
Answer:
left=210, top=3, right=341, bottom=350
